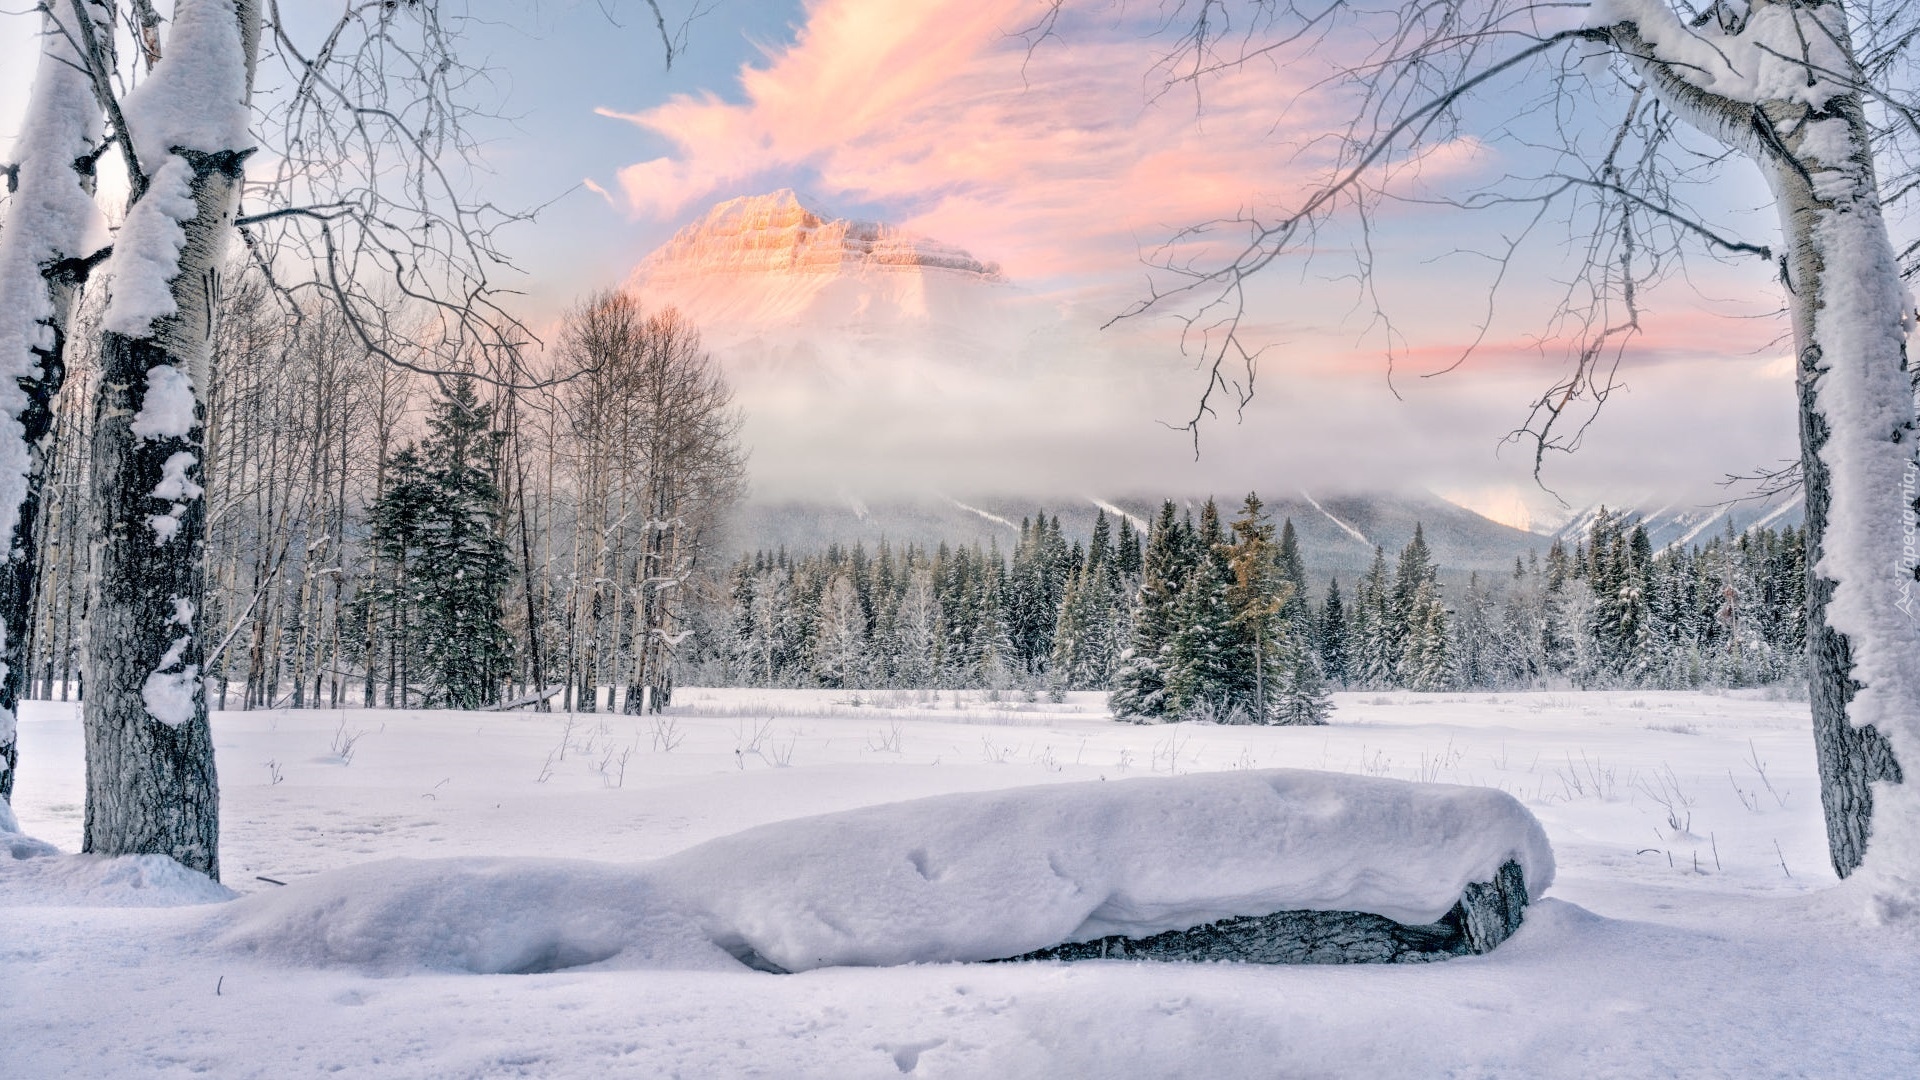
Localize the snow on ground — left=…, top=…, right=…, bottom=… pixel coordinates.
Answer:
left=4, top=688, right=1918, bottom=1077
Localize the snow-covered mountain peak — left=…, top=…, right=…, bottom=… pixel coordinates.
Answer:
left=639, top=189, right=1003, bottom=285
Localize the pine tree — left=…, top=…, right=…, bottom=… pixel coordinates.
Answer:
left=1165, top=499, right=1239, bottom=720
left=1271, top=637, right=1334, bottom=724
left=1276, top=518, right=1312, bottom=639
left=1318, top=577, right=1350, bottom=687
left=1540, top=539, right=1575, bottom=679
left=1614, top=524, right=1655, bottom=684
left=361, top=446, right=435, bottom=706
left=1400, top=579, right=1454, bottom=692
left=1353, top=547, right=1396, bottom=689
left=1040, top=515, right=1118, bottom=692
left=973, top=549, right=1016, bottom=691
left=421, top=381, right=516, bottom=707
left=1111, top=501, right=1190, bottom=721
left=1117, top=516, right=1143, bottom=580
left=363, top=380, right=515, bottom=709
left=1218, top=495, right=1330, bottom=724
left=1453, top=572, right=1494, bottom=689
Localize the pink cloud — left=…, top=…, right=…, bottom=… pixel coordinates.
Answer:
left=600, top=0, right=1406, bottom=283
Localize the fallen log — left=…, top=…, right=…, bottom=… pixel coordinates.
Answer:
left=1003, top=859, right=1529, bottom=965
left=487, top=685, right=566, bottom=712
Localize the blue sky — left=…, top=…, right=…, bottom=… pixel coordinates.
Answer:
left=0, top=1, right=1805, bottom=511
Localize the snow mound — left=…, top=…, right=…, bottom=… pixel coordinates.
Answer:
left=0, top=840, right=234, bottom=908
left=651, top=769, right=1553, bottom=971
left=215, top=858, right=737, bottom=975
left=215, top=771, right=1551, bottom=975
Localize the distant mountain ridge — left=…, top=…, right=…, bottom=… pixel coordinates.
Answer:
left=640, top=189, right=1003, bottom=284
left=731, top=490, right=1549, bottom=593
left=1547, top=489, right=1805, bottom=551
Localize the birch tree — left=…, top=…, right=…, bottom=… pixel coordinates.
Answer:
left=75, top=0, right=260, bottom=878
left=555, top=293, right=744, bottom=715
left=1059, top=0, right=1920, bottom=908
left=0, top=0, right=108, bottom=823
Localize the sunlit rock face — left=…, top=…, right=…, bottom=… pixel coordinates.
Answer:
left=632, top=192, right=1011, bottom=339
left=641, top=189, right=1003, bottom=284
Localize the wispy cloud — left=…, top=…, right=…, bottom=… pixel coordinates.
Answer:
left=596, top=0, right=1392, bottom=283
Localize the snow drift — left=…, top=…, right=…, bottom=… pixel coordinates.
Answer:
left=214, top=770, right=1552, bottom=974
left=0, top=830, right=233, bottom=908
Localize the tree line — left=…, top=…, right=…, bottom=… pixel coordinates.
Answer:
left=693, top=499, right=1810, bottom=716
left=18, top=284, right=744, bottom=719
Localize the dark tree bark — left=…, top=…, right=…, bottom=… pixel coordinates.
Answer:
left=81, top=329, right=219, bottom=875
left=1800, top=347, right=1908, bottom=875
left=0, top=315, right=71, bottom=806
left=1004, top=860, right=1530, bottom=965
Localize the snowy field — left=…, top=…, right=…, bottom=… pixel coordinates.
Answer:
left=4, top=688, right=1917, bottom=1078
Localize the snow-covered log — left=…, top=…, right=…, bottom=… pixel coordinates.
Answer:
left=1007, top=859, right=1529, bottom=964
left=651, top=769, right=1551, bottom=972
left=216, top=771, right=1554, bottom=974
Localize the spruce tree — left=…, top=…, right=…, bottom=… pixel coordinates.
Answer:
left=1111, top=501, right=1189, bottom=721
left=361, top=446, right=435, bottom=706
left=1117, top=517, right=1143, bottom=580
left=1390, top=522, right=1436, bottom=679
left=1216, top=494, right=1331, bottom=724
left=1354, top=547, right=1395, bottom=689
left=1318, top=577, right=1350, bottom=687
left=974, top=550, right=1016, bottom=690
left=1049, top=565, right=1086, bottom=692
left=363, top=380, right=515, bottom=709
left=1165, top=499, right=1239, bottom=720
left=1221, top=494, right=1286, bottom=721
left=1276, top=518, right=1312, bottom=638
left=1401, top=579, right=1454, bottom=692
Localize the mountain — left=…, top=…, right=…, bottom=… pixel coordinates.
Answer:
left=1548, top=489, right=1805, bottom=551
left=641, top=189, right=1002, bottom=286
left=630, top=190, right=1020, bottom=362
left=730, top=489, right=1549, bottom=593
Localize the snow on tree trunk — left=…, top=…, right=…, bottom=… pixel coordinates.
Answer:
left=0, top=3, right=106, bottom=812
left=1596, top=0, right=1920, bottom=908
left=82, top=0, right=260, bottom=879
left=1772, top=101, right=1914, bottom=892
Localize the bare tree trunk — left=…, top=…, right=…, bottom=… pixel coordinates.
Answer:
left=0, top=0, right=105, bottom=810
left=515, top=450, right=547, bottom=709
left=83, top=0, right=262, bottom=878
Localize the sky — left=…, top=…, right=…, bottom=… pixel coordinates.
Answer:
left=0, top=0, right=1804, bottom=525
